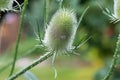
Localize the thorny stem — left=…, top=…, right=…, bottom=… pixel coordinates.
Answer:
left=8, top=51, right=54, bottom=80
left=103, top=34, right=120, bottom=80
left=9, top=0, right=28, bottom=76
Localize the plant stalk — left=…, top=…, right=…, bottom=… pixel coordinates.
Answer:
left=103, top=34, right=120, bottom=80
left=9, top=0, right=28, bottom=76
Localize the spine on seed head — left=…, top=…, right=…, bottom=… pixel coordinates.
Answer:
left=44, top=8, right=77, bottom=51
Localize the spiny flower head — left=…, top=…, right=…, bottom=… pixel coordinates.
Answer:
left=44, top=8, right=77, bottom=51
left=114, top=0, right=120, bottom=19
left=0, top=0, right=14, bottom=11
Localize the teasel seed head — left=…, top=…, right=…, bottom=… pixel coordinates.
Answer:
left=44, top=8, right=77, bottom=51
left=0, top=0, right=14, bottom=11
left=114, top=0, right=120, bottom=19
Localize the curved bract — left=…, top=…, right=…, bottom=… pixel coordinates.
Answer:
left=0, top=0, right=14, bottom=11
left=44, top=8, right=77, bottom=51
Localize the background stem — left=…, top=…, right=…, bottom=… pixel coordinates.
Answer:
left=9, top=0, right=28, bottom=76
left=59, top=0, right=63, bottom=9
left=44, top=0, right=47, bottom=30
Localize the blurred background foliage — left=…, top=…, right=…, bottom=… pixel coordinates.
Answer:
left=0, top=0, right=120, bottom=80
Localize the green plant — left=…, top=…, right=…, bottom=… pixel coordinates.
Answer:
left=6, top=0, right=89, bottom=80
left=102, top=0, right=120, bottom=80
left=102, top=33, right=120, bottom=80
left=1, top=0, right=120, bottom=80
left=9, top=0, right=28, bottom=77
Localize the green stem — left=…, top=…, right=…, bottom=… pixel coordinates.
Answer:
left=8, top=51, right=54, bottom=80
left=77, top=6, right=89, bottom=28
left=103, top=34, right=120, bottom=80
left=59, top=0, right=63, bottom=9
left=44, top=0, right=47, bottom=30
left=9, top=0, right=28, bottom=76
